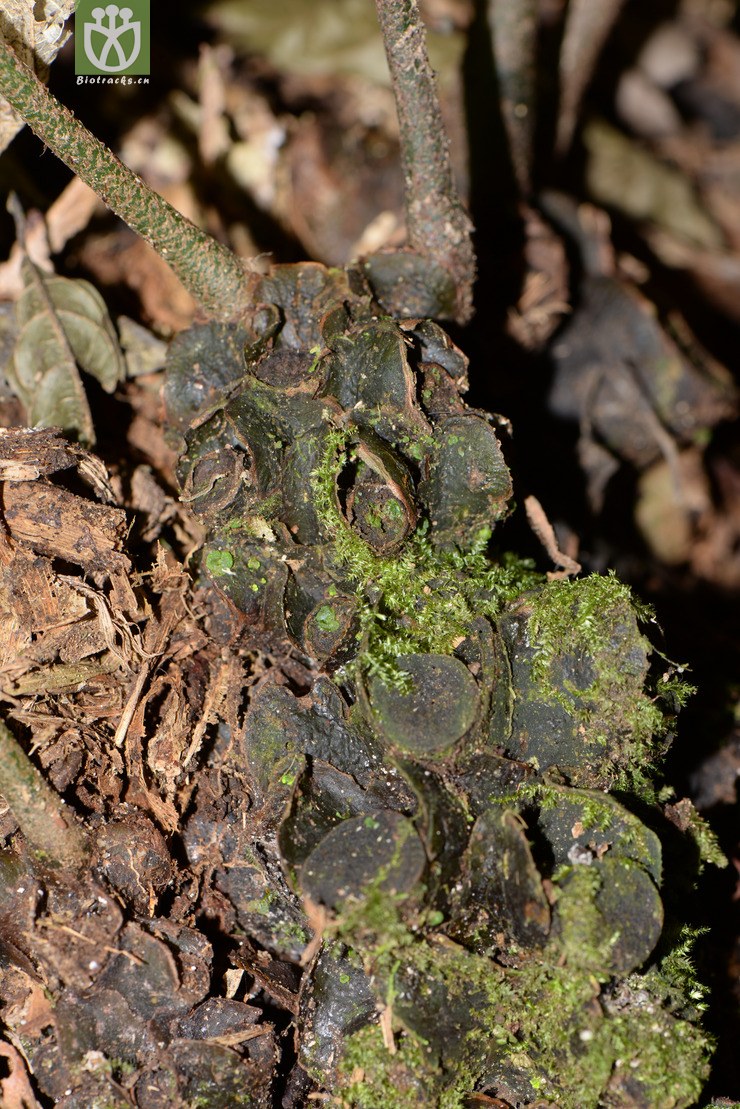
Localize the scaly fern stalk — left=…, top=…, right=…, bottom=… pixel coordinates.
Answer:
left=0, top=39, right=253, bottom=321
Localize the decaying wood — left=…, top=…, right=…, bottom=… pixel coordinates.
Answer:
left=0, top=427, right=76, bottom=481
left=1, top=480, right=129, bottom=575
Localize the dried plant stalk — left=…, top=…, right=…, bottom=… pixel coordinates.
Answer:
left=557, top=0, right=626, bottom=155
left=489, top=0, right=538, bottom=195
left=0, top=719, right=88, bottom=869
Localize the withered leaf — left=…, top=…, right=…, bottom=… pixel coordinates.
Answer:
left=10, top=260, right=126, bottom=444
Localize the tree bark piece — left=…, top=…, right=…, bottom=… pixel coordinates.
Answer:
left=2, top=480, right=130, bottom=574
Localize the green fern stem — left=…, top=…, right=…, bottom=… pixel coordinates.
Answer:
left=0, top=39, right=253, bottom=321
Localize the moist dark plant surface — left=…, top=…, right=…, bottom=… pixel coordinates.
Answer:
left=0, top=2, right=739, bottom=1108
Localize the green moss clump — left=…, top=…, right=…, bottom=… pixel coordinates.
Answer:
left=524, top=572, right=691, bottom=793
left=311, top=428, right=539, bottom=688
left=337, top=1024, right=443, bottom=1109
left=328, top=834, right=710, bottom=1109
left=332, top=921, right=711, bottom=1109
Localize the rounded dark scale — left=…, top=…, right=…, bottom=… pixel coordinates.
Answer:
left=340, top=432, right=418, bottom=551
left=362, top=251, right=458, bottom=319
left=284, top=558, right=360, bottom=665
left=300, top=811, right=427, bottom=914
left=451, top=807, right=551, bottom=952
left=298, top=943, right=378, bottom=1080
left=163, top=321, right=253, bottom=436
left=423, top=414, right=513, bottom=549
left=366, top=654, right=481, bottom=759
left=251, top=348, right=316, bottom=388
left=346, top=468, right=412, bottom=553
left=535, top=786, right=662, bottom=883
left=278, top=760, right=380, bottom=874
left=177, top=416, right=253, bottom=523
left=591, top=857, right=664, bottom=975
left=497, top=583, right=655, bottom=789
left=164, top=261, right=712, bottom=1108
left=301, top=595, right=360, bottom=663
left=200, top=540, right=287, bottom=634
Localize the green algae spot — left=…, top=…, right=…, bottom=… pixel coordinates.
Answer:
left=314, top=604, right=342, bottom=633
left=205, top=548, right=234, bottom=575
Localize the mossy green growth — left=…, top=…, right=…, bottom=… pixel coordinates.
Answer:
left=527, top=570, right=652, bottom=667
left=329, top=870, right=421, bottom=966
left=554, top=863, right=617, bottom=972
left=311, top=428, right=540, bottom=688
left=678, top=804, right=728, bottom=870
left=333, top=935, right=711, bottom=1108
left=642, top=929, right=710, bottom=1022
left=331, top=863, right=711, bottom=1109
left=524, top=571, right=690, bottom=793
left=337, top=1024, right=444, bottom=1108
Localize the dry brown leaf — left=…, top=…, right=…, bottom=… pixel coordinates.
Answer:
left=635, top=449, right=711, bottom=566
left=0, top=1039, right=44, bottom=1109
left=0, top=210, right=53, bottom=300
left=198, top=44, right=231, bottom=165
left=75, top=231, right=197, bottom=332
left=4, top=971, right=56, bottom=1039
left=506, top=206, right=570, bottom=351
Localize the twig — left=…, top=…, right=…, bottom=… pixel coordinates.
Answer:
left=524, top=495, right=581, bottom=577
left=374, top=0, right=476, bottom=322
left=0, top=718, right=88, bottom=869
left=0, top=38, right=253, bottom=321
left=557, top=0, right=627, bottom=156
left=489, top=0, right=538, bottom=195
